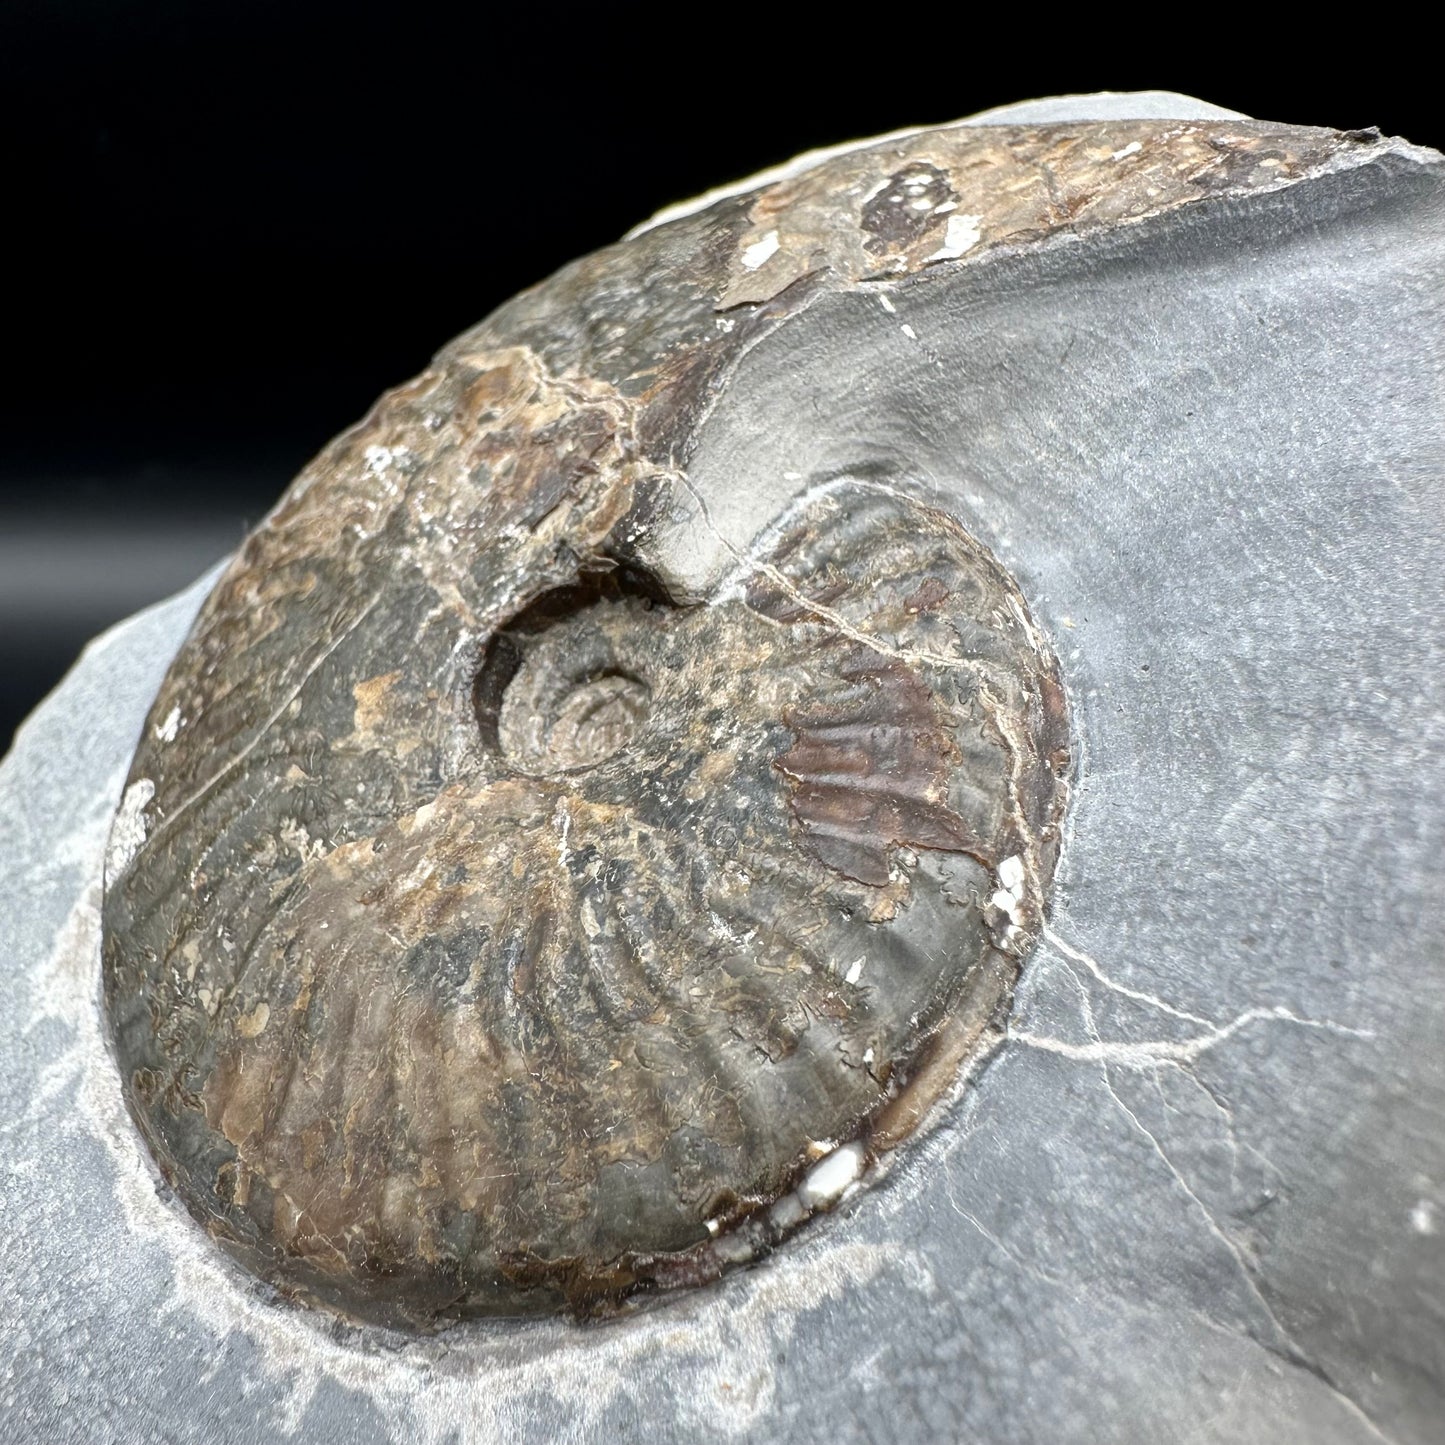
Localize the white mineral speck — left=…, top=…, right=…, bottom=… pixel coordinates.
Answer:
left=769, top=1191, right=806, bottom=1231
left=363, top=443, right=408, bottom=478
left=998, top=855, right=1025, bottom=893
left=740, top=230, right=780, bottom=270
left=798, top=1142, right=865, bottom=1210
left=927, top=212, right=983, bottom=262
left=991, top=854, right=1028, bottom=934
left=105, top=779, right=155, bottom=880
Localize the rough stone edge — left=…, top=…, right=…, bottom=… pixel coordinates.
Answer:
left=628, top=90, right=1250, bottom=237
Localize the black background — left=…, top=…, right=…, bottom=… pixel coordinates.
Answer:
left=3, top=4, right=1439, bottom=747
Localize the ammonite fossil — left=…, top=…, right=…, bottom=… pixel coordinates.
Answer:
left=102, top=115, right=1372, bottom=1328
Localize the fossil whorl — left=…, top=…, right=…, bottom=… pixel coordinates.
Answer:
left=101, top=115, right=1369, bottom=1326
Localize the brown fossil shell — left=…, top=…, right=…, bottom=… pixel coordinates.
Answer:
left=110, top=113, right=1379, bottom=1328
left=104, top=476, right=1065, bottom=1325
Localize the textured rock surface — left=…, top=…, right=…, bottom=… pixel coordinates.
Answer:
left=3, top=91, right=1444, bottom=1439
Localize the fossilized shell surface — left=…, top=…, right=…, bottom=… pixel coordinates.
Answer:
left=103, top=467, right=1067, bottom=1323
left=101, top=113, right=1399, bottom=1327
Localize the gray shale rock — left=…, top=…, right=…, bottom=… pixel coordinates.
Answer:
left=2, top=92, right=1443, bottom=1441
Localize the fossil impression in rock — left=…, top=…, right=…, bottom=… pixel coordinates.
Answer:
left=101, top=115, right=1384, bottom=1328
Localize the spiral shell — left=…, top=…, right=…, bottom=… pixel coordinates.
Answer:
left=100, top=113, right=1351, bottom=1326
